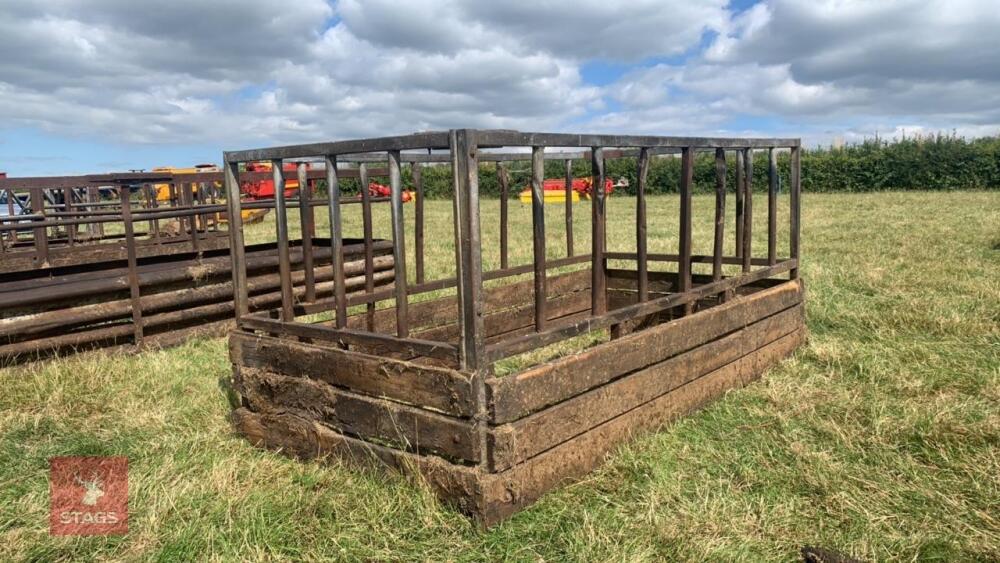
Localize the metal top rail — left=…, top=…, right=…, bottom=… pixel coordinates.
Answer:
left=224, top=130, right=801, bottom=163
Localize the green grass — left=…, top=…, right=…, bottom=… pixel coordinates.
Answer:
left=2, top=192, right=999, bottom=561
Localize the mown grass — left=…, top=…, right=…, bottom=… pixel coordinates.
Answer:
left=1, top=192, right=998, bottom=561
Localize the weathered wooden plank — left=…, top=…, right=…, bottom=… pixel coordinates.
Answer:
left=487, top=305, right=804, bottom=470
left=484, top=261, right=796, bottom=364
left=603, top=251, right=776, bottom=267
left=238, top=368, right=479, bottom=461
left=605, top=268, right=786, bottom=295
left=476, top=328, right=806, bottom=525
left=230, top=408, right=485, bottom=516
left=485, top=278, right=803, bottom=423
left=416, top=288, right=591, bottom=345
left=341, top=268, right=590, bottom=336
left=230, top=331, right=473, bottom=417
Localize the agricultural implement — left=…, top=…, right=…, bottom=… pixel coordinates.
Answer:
left=226, top=129, right=805, bottom=526
left=517, top=176, right=616, bottom=203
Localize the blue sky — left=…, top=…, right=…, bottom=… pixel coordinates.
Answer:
left=1, top=0, right=997, bottom=176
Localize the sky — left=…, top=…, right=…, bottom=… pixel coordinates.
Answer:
left=1, top=0, right=998, bottom=175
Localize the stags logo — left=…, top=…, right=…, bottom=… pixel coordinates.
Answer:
left=50, top=456, right=128, bottom=536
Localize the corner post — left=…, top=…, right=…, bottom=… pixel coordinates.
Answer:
left=224, top=158, right=249, bottom=320
left=273, top=160, right=294, bottom=321
left=531, top=146, right=547, bottom=330
left=388, top=149, right=409, bottom=338
left=590, top=147, right=607, bottom=315
left=636, top=148, right=651, bottom=302
left=451, top=129, right=486, bottom=372
left=325, top=155, right=348, bottom=327
left=790, top=145, right=802, bottom=279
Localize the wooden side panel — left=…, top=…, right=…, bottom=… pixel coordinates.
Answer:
left=487, top=305, right=804, bottom=470
left=477, top=328, right=806, bottom=525
left=416, top=289, right=591, bottom=344
left=344, top=268, right=591, bottom=336
left=486, top=279, right=803, bottom=423
left=231, top=408, right=486, bottom=515
left=238, top=367, right=479, bottom=462
left=230, top=331, right=474, bottom=417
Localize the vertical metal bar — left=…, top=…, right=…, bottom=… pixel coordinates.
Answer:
left=359, top=163, right=375, bottom=331
left=326, top=156, right=348, bottom=328
left=89, top=186, right=104, bottom=238
left=735, top=150, right=745, bottom=259
left=679, top=147, right=694, bottom=315
left=412, top=162, right=425, bottom=284
left=713, top=148, right=727, bottom=286
left=29, top=187, right=48, bottom=266
left=143, top=184, right=156, bottom=242
left=451, top=129, right=485, bottom=371
left=564, top=158, right=574, bottom=256
left=120, top=187, right=143, bottom=346
left=224, top=160, right=249, bottom=320
left=636, top=148, right=651, bottom=302
left=768, top=147, right=778, bottom=266
left=497, top=162, right=509, bottom=270
left=388, top=150, right=409, bottom=338
left=590, top=147, right=607, bottom=315
left=208, top=181, right=219, bottom=232
left=790, top=145, right=801, bottom=279
left=297, top=162, right=316, bottom=302
left=742, top=149, right=754, bottom=273
left=183, top=182, right=201, bottom=254
left=64, top=188, right=75, bottom=247
left=147, top=184, right=160, bottom=242
left=195, top=182, right=206, bottom=231
left=531, top=146, right=547, bottom=331
left=273, top=160, right=294, bottom=321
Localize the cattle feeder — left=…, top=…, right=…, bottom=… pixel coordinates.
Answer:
left=0, top=167, right=395, bottom=363
left=227, top=129, right=806, bottom=526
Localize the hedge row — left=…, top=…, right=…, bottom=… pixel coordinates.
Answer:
left=329, top=133, right=1000, bottom=198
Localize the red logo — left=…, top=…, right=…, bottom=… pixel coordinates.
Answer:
left=49, top=456, right=128, bottom=536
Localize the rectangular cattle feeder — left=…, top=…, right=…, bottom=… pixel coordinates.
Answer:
left=227, top=129, right=806, bottom=525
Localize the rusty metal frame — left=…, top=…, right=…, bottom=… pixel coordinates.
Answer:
left=224, top=129, right=802, bottom=372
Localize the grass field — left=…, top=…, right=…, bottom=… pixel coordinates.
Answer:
left=1, top=192, right=998, bottom=561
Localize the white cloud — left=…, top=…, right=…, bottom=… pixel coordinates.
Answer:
left=0, top=0, right=998, bottom=156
